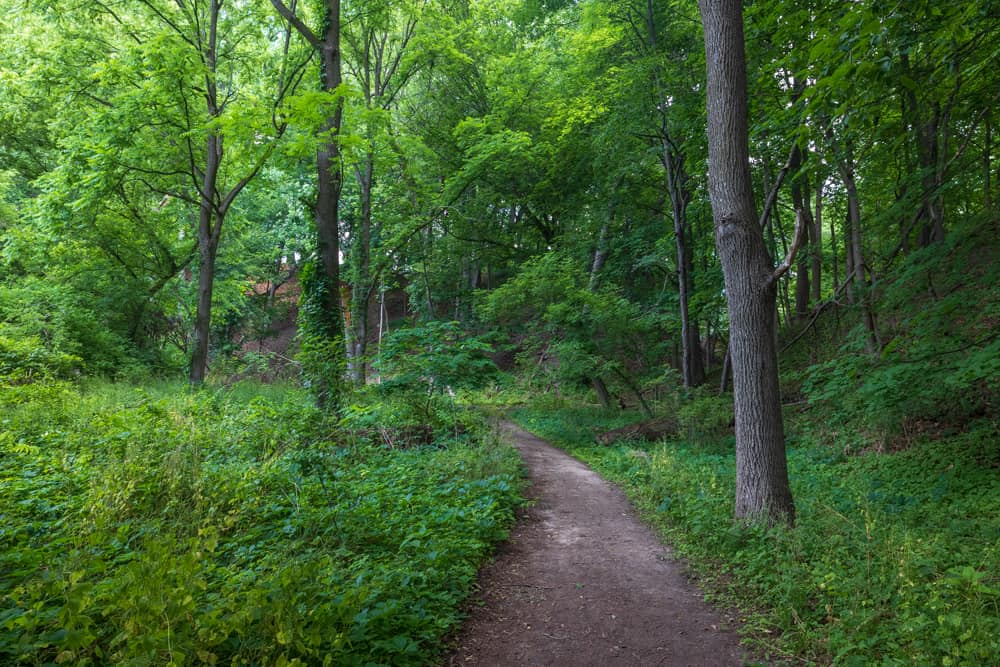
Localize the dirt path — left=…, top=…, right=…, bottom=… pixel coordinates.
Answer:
left=445, top=420, right=754, bottom=667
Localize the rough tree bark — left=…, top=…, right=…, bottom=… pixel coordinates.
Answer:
left=698, top=0, right=795, bottom=526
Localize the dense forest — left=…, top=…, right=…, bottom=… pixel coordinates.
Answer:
left=1, top=0, right=998, bottom=664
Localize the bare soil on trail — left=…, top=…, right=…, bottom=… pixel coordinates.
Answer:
left=444, top=420, right=756, bottom=667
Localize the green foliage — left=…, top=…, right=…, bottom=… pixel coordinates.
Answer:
left=377, top=320, right=497, bottom=396
left=0, top=279, right=141, bottom=378
left=0, top=379, right=522, bottom=665
left=353, top=321, right=499, bottom=437
left=478, top=252, right=669, bottom=400
left=0, top=335, right=80, bottom=383
left=515, top=407, right=1000, bottom=666
left=803, top=218, right=999, bottom=444
left=676, top=390, right=733, bottom=447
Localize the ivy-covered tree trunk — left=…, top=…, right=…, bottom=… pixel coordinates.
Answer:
left=699, top=0, right=795, bottom=526
left=271, top=0, right=346, bottom=407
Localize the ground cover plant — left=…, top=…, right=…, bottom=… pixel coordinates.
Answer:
left=514, top=405, right=999, bottom=666
left=0, top=379, right=522, bottom=665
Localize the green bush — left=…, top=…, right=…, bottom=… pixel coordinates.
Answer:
left=0, top=334, right=81, bottom=383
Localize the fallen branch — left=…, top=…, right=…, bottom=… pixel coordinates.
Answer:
left=595, top=417, right=678, bottom=446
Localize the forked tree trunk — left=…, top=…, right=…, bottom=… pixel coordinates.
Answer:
left=699, top=0, right=795, bottom=526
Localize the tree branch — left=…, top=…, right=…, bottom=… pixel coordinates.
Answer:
left=270, top=0, right=321, bottom=49
left=758, top=142, right=796, bottom=231
left=769, top=208, right=807, bottom=287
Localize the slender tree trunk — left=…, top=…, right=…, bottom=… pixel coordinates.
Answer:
left=645, top=0, right=703, bottom=388
left=348, top=153, right=374, bottom=384
left=589, top=190, right=616, bottom=407
left=592, top=377, right=612, bottom=409
left=699, top=0, right=794, bottom=526
left=186, top=0, right=287, bottom=383
left=901, top=55, right=946, bottom=247
left=790, top=144, right=812, bottom=320
left=189, top=14, right=222, bottom=385
left=842, top=202, right=856, bottom=305
left=812, top=174, right=824, bottom=305
left=839, top=158, right=879, bottom=353
left=589, top=221, right=609, bottom=291
left=986, top=115, right=992, bottom=211
left=666, top=153, right=703, bottom=388
left=771, top=200, right=792, bottom=329
left=717, top=342, right=731, bottom=395
left=189, top=137, right=220, bottom=385
left=830, top=194, right=839, bottom=297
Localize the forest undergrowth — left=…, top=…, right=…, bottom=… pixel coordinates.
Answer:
left=510, top=219, right=1000, bottom=666
left=0, top=380, right=522, bottom=665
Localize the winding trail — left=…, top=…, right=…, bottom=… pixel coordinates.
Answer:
left=446, top=420, right=754, bottom=666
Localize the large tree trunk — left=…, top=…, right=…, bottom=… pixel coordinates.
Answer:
left=270, top=0, right=347, bottom=406
left=314, top=0, right=346, bottom=405
left=699, top=0, right=795, bottom=526
left=189, top=80, right=223, bottom=385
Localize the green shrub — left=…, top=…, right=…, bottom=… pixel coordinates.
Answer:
left=0, top=334, right=81, bottom=383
